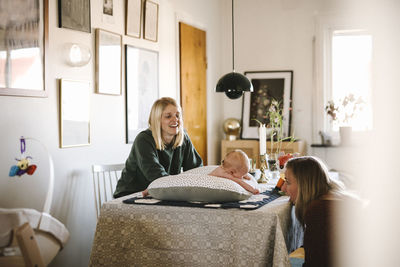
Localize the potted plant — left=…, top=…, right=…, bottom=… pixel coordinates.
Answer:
left=255, top=99, right=296, bottom=172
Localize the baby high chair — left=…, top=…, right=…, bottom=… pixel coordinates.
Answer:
left=0, top=137, right=69, bottom=267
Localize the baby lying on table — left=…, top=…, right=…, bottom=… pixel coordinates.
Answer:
left=142, top=149, right=259, bottom=197
left=208, top=149, right=260, bottom=194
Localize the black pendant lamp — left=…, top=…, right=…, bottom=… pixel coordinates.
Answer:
left=215, top=0, right=253, bottom=99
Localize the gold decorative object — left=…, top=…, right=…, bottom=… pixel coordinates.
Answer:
left=257, top=154, right=269, bottom=184
left=249, top=158, right=257, bottom=173
left=223, top=118, right=241, bottom=140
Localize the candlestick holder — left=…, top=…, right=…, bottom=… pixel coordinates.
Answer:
left=257, top=154, right=269, bottom=184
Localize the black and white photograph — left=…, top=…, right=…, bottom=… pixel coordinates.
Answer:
left=59, top=0, right=91, bottom=33
left=103, top=0, right=113, bottom=16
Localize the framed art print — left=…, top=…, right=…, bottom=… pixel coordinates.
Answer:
left=143, top=0, right=159, bottom=42
left=95, top=29, right=122, bottom=95
left=59, top=79, right=90, bottom=148
left=58, top=0, right=91, bottom=33
left=125, top=45, right=159, bottom=143
left=126, top=0, right=142, bottom=38
left=0, top=0, right=48, bottom=97
left=103, top=0, right=113, bottom=16
left=241, top=71, right=293, bottom=139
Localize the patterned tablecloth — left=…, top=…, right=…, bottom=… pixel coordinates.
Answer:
left=89, top=186, right=296, bottom=267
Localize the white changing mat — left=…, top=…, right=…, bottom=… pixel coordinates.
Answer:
left=0, top=208, right=70, bottom=248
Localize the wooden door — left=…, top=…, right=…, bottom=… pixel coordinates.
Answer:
left=179, top=22, right=207, bottom=164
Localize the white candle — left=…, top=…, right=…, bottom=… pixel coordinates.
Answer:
left=259, top=124, right=266, bottom=155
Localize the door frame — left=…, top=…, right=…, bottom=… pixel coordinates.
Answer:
left=175, top=13, right=209, bottom=161
left=174, top=12, right=207, bottom=101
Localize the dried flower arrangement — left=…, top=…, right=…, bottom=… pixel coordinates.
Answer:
left=325, top=93, right=365, bottom=127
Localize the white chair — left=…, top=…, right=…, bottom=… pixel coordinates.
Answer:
left=92, top=164, right=125, bottom=218
left=0, top=137, right=69, bottom=267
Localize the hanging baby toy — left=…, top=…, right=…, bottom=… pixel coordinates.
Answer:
left=9, top=137, right=37, bottom=177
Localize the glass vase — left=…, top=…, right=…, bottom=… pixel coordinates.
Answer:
left=267, top=154, right=280, bottom=180
left=267, top=154, right=279, bottom=171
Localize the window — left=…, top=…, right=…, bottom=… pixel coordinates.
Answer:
left=313, top=18, right=373, bottom=142
left=330, top=31, right=373, bottom=131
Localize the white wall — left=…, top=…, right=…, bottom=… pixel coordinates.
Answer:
left=0, top=1, right=224, bottom=266
left=221, top=0, right=318, bottom=150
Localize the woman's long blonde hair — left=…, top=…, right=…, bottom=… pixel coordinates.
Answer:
left=148, top=97, right=184, bottom=150
left=286, top=156, right=346, bottom=225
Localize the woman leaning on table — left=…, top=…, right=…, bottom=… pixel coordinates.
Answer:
left=282, top=156, right=362, bottom=267
left=113, top=97, right=203, bottom=198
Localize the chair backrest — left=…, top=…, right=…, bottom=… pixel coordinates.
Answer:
left=91, top=164, right=125, bottom=218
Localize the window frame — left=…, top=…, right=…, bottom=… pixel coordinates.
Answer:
left=313, top=15, right=371, bottom=143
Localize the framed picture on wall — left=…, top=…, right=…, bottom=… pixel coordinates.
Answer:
left=241, top=71, right=293, bottom=139
left=125, top=45, right=159, bottom=143
left=143, top=0, right=159, bottom=42
left=95, top=29, right=122, bottom=95
left=59, top=79, right=91, bottom=148
left=58, top=0, right=91, bottom=33
left=103, top=0, right=113, bottom=16
left=126, top=0, right=142, bottom=38
left=0, top=0, right=48, bottom=97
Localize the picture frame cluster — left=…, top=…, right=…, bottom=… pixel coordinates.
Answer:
left=126, top=0, right=159, bottom=42
left=57, top=0, right=160, bottom=147
left=58, top=0, right=159, bottom=41
left=0, top=1, right=160, bottom=147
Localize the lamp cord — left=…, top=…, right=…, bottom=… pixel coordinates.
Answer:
left=232, top=0, right=235, bottom=72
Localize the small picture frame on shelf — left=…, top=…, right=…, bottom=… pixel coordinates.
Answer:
left=241, top=71, right=293, bottom=139
left=143, top=0, right=159, bottom=42
left=126, top=0, right=142, bottom=38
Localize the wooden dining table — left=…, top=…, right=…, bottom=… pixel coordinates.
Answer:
left=89, top=173, right=301, bottom=267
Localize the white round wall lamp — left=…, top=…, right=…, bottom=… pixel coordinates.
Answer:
left=65, top=43, right=91, bottom=67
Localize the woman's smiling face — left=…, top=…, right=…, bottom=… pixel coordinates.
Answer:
left=282, top=168, right=298, bottom=204
left=161, top=104, right=182, bottom=143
